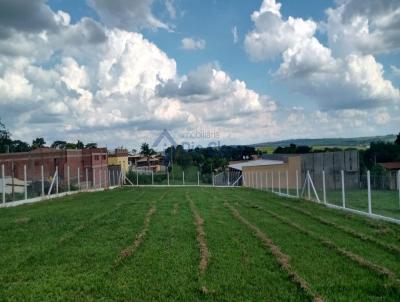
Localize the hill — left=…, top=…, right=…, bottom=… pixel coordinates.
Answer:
left=252, top=134, right=396, bottom=148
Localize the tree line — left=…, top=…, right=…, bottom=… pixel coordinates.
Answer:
left=0, top=119, right=97, bottom=153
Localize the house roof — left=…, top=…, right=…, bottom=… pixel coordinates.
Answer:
left=136, top=157, right=160, bottom=163
left=379, top=162, right=400, bottom=170
left=229, top=159, right=284, bottom=171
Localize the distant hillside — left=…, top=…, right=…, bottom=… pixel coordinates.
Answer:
left=252, top=134, right=396, bottom=148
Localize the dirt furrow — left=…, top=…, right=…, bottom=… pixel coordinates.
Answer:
left=224, top=202, right=324, bottom=302
left=262, top=207, right=400, bottom=286
left=281, top=203, right=400, bottom=256
left=113, top=204, right=156, bottom=269
left=187, top=194, right=210, bottom=276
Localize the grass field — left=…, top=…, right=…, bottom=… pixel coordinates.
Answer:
left=1, top=187, right=400, bottom=301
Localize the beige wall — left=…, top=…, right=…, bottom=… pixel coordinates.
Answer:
left=242, top=156, right=301, bottom=190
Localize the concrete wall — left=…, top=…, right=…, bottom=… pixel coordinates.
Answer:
left=301, top=150, right=360, bottom=190
left=108, top=156, right=129, bottom=173
left=242, top=156, right=301, bottom=189
left=262, top=151, right=360, bottom=190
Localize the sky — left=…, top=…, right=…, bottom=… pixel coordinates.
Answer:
left=0, top=0, right=399, bottom=150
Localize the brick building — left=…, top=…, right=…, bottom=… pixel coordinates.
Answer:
left=0, top=148, right=108, bottom=194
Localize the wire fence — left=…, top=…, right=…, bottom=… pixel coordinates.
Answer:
left=124, top=168, right=242, bottom=187
left=244, top=169, right=400, bottom=224
left=0, top=163, right=120, bottom=206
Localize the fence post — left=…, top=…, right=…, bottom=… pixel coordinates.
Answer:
left=286, top=170, right=289, bottom=195
left=398, top=170, right=400, bottom=209
left=265, top=172, right=268, bottom=191
left=86, top=168, right=89, bottom=189
left=197, top=171, right=200, bottom=186
left=108, top=170, right=111, bottom=187
left=151, top=171, right=154, bottom=186
left=212, top=172, right=215, bottom=186
left=100, top=169, right=103, bottom=188
left=167, top=171, right=170, bottom=186
left=41, top=165, right=44, bottom=197
left=2, top=164, right=5, bottom=204
left=24, top=164, right=27, bottom=200
left=296, top=170, right=299, bottom=198
left=341, top=170, right=346, bottom=208
left=278, top=171, right=281, bottom=194
left=254, top=171, right=258, bottom=189
left=367, top=170, right=372, bottom=215
left=56, top=166, right=59, bottom=195
left=322, top=170, right=326, bottom=204
left=67, top=165, right=70, bottom=192
left=227, top=170, right=230, bottom=186
left=136, top=170, right=138, bottom=186
left=271, top=170, right=274, bottom=192
left=104, top=170, right=107, bottom=188
left=183, top=171, right=185, bottom=185
left=93, top=168, right=96, bottom=188
left=78, top=167, right=80, bottom=190
left=307, top=170, right=311, bottom=200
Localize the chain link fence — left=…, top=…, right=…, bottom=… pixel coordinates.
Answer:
left=1, top=162, right=117, bottom=206
left=245, top=168, right=400, bottom=224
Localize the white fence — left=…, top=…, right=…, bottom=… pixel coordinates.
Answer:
left=125, top=169, right=242, bottom=187
left=245, top=169, right=400, bottom=224
left=0, top=163, right=123, bottom=207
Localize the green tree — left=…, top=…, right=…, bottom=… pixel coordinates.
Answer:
left=395, top=132, right=400, bottom=145
left=65, top=142, right=77, bottom=149
left=32, top=137, right=46, bottom=149
left=11, top=140, right=31, bottom=152
left=51, top=140, right=67, bottom=149
left=85, top=143, right=97, bottom=149
left=140, top=143, right=156, bottom=168
left=76, top=140, right=84, bottom=149
left=0, top=119, right=12, bottom=153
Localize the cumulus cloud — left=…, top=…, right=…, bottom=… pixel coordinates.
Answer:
left=0, top=0, right=58, bottom=37
left=157, top=64, right=276, bottom=123
left=325, top=0, right=400, bottom=56
left=245, top=0, right=316, bottom=61
left=181, top=37, right=206, bottom=50
left=88, top=0, right=170, bottom=31
left=245, top=0, right=400, bottom=110
left=0, top=0, right=277, bottom=147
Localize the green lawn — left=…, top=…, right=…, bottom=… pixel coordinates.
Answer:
left=1, top=187, right=400, bottom=301
left=303, top=188, right=400, bottom=220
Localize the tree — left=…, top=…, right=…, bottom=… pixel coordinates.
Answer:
left=0, top=119, right=11, bottom=153
left=76, top=140, right=84, bottom=149
left=85, top=143, right=97, bottom=149
left=140, top=143, right=156, bottom=168
left=395, top=132, right=400, bottom=145
left=65, top=142, right=77, bottom=149
left=32, top=137, right=46, bottom=149
left=51, top=140, right=67, bottom=149
left=10, top=140, right=31, bottom=152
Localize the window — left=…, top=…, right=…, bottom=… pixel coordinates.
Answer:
left=102, top=155, right=106, bottom=160
left=94, top=155, right=99, bottom=160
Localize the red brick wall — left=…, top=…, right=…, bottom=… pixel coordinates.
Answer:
left=0, top=148, right=109, bottom=188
